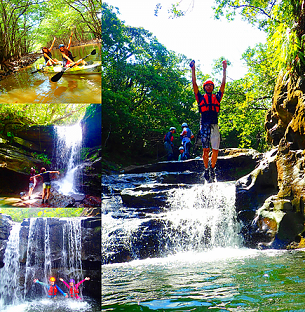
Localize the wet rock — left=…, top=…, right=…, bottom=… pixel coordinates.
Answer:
left=48, top=192, right=75, bottom=207
left=0, top=214, right=12, bottom=268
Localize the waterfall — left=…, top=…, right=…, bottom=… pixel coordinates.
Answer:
left=0, top=217, right=91, bottom=310
left=61, top=219, right=83, bottom=285
left=163, top=182, right=242, bottom=252
left=103, top=181, right=243, bottom=263
left=0, top=223, right=21, bottom=307
left=54, top=122, right=83, bottom=195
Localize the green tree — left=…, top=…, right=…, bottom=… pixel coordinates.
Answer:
left=102, top=3, right=197, bottom=164
left=0, top=208, right=84, bottom=222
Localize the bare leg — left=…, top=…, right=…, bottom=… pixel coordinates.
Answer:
left=211, top=149, right=219, bottom=168
left=46, top=188, right=51, bottom=200
left=202, top=148, right=209, bottom=169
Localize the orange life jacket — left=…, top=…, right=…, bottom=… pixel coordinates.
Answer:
left=69, top=286, right=79, bottom=297
left=48, top=285, right=58, bottom=297
left=198, top=94, right=220, bottom=114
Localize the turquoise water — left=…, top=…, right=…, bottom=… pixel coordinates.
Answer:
left=102, top=248, right=305, bottom=311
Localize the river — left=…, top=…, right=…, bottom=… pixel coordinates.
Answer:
left=0, top=44, right=101, bottom=103
left=102, top=172, right=305, bottom=311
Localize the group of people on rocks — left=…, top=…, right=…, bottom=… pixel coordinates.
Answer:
left=164, top=59, right=227, bottom=178
left=33, top=276, right=90, bottom=300
left=41, top=32, right=87, bottom=68
left=29, top=167, right=60, bottom=204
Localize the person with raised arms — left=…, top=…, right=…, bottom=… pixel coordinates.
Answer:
left=190, top=59, right=227, bottom=180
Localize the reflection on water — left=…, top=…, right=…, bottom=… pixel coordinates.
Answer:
left=0, top=45, right=101, bottom=103
left=102, top=248, right=305, bottom=311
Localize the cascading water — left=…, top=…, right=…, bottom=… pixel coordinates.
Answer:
left=0, top=223, right=21, bottom=308
left=0, top=217, right=97, bottom=312
left=54, top=122, right=83, bottom=195
left=102, top=181, right=243, bottom=263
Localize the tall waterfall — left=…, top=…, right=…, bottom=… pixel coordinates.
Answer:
left=0, top=218, right=87, bottom=310
left=0, top=223, right=21, bottom=307
left=54, top=122, right=83, bottom=195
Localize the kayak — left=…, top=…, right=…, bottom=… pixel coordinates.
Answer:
left=37, top=61, right=101, bottom=74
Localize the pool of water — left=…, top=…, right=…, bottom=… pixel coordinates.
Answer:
left=102, top=248, right=305, bottom=311
left=0, top=297, right=100, bottom=312
left=0, top=44, right=101, bottom=103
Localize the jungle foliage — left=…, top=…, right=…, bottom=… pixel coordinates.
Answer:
left=0, top=0, right=101, bottom=71
left=0, top=208, right=84, bottom=222
left=102, top=3, right=271, bottom=166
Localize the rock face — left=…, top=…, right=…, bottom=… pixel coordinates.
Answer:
left=248, top=72, right=305, bottom=248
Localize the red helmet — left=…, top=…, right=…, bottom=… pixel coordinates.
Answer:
left=49, top=277, right=56, bottom=282
left=203, top=80, right=214, bottom=89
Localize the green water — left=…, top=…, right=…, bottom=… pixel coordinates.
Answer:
left=0, top=44, right=101, bottom=103
left=102, top=248, right=305, bottom=311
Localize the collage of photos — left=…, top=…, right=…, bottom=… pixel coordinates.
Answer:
left=0, top=0, right=101, bottom=311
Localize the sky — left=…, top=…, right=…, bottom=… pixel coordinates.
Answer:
left=105, top=0, right=267, bottom=81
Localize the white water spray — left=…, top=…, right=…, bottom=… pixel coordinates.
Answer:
left=54, top=122, right=83, bottom=195
left=0, top=223, right=21, bottom=307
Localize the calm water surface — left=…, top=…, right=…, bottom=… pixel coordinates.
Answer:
left=102, top=248, right=305, bottom=311
left=0, top=44, right=101, bottom=103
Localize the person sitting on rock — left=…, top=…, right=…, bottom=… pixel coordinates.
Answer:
left=59, top=277, right=90, bottom=299
left=34, top=277, right=68, bottom=299
left=33, top=167, right=60, bottom=204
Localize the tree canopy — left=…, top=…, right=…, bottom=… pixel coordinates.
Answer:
left=0, top=0, right=101, bottom=71
left=0, top=208, right=84, bottom=222
left=102, top=3, right=272, bottom=166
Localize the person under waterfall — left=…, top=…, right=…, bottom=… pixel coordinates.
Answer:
left=34, top=277, right=68, bottom=299
left=33, top=167, right=60, bottom=204
left=190, top=59, right=227, bottom=180
left=59, top=277, right=90, bottom=299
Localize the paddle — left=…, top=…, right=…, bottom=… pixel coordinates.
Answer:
left=51, top=49, right=96, bottom=82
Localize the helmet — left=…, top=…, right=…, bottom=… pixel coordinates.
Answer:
left=49, top=277, right=56, bottom=282
left=58, top=44, right=65, bottom=49
left=69, top=279, right=75, bottom=284
left=179, top=146, right=184, bottom=151
left=181, top=123, right=188, bottom=128
left=203, top=80, right=214, bottom=90
left=169, top=127, right=176, bottom=131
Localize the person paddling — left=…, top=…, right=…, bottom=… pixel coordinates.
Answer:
left=41, top=37, right=60, bottom=66
left=33, top=167, right=60, bottom=204
left=34, top=277, right=68, bottom=299
left=59, top=277, right=90, bottom=299
left=58, top=31, right=87, bottom=68
left=190, top=59, right=227, bottom=179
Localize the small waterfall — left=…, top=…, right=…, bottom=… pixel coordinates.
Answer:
left=103, top=182, right=243, bottom=263
left=54, top=122, right=83, bottom=195
left=163, top=182, right=242, bottom=252
left=0, top=223, right=21, bottom=307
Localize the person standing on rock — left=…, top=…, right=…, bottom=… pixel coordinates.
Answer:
left=164, top=127, right=176, bottom=160
left=180, top=122, right=194, bottom=160
left=28, top=167, right=37, bottom=200
left=190, top=59, right=227, bottom=178
left=33, top=168, right=60, bottom=204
